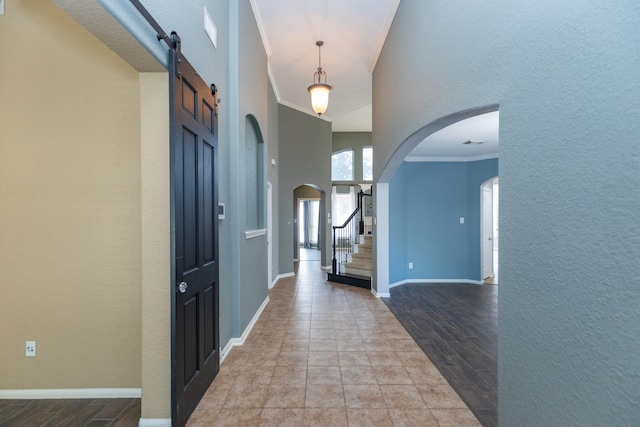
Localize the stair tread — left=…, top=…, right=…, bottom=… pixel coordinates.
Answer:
left=351, top=252, right=371, bottom=259
left=346, top=263, right=372, bottom=270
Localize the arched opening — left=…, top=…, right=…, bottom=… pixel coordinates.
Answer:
left=378, top=106, right=500, bottom=425
left=293, top=184, right=326, bottom=265
left=377, top=107, right=499, bottom=291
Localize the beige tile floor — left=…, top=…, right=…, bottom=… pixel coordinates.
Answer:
left=187, top=261, right=482, bottom=427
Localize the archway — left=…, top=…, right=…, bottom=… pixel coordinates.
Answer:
left=375, top=105, right=499, bottom=295
left=293, top=184, right=327, bottom=265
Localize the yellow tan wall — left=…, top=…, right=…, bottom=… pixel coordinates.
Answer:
left=140, top=72, right=171, bottom=418
left=0, top=0, right=142, bottom=390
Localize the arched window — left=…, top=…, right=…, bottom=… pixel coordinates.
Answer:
left=331, top=149, right=353, bottom=181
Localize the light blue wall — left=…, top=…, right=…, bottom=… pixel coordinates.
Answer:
left=388, top=163, right=407, bottom=281
left=389, top=159, right=497, bottom=284
left=406, top=162, right=468, bottom=280
left=375, top=0, right=640, bottom=424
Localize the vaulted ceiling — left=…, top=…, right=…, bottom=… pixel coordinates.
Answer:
left=251, top=0, right=400, bottom=132
left=54, top=0, right=498, bottom=158
left=251, top=0, right=498, bottom=158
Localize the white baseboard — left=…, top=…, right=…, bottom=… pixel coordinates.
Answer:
left=371, top=288, right=390, bottom=298
left=220, top=295, right=270, bottom=363
left=271, top=272, right=294, bottom=289
left=0, top=388, right=141, bottom=399
left=389, top=278, right=484, bottom=288
left=138, top=418, right=171, bottom=427
left=270, top=272, right=295, bottom=288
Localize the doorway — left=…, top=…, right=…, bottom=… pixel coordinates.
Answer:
left=481, top=177, right=499, bottom=283
left=293, top=185, right=324, bottom=263
left=298, top=199, right=321, bottom=261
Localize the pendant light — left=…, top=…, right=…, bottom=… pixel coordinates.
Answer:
left=308, top=41, right=332, bottom=116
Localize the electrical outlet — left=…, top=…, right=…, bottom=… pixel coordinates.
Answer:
left=409, top=262, right=413, bottom=269
left=26, top=341, right=36, bottom=357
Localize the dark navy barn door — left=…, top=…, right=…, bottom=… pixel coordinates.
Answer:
left=170, top=40, right=220, bottom=426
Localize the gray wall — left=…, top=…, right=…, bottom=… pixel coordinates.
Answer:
left=278, top=106, right=332, bottom=272
left=137, top=0, right=236, bottom=346
left=267, top=82, right=280, bottom=285
left=233, top=0, right=269, bottom=337
left=375, top=0, right=640, bottom=425
left=136, top=0, right=271, bottom=349
left=332, top=132, right=372, bottom=184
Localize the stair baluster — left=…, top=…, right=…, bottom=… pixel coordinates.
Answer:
left=329, top=190, right=373, bottom=289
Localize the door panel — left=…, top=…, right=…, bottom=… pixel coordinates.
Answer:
left=182, top=129, right=199, bottom=272
left=170, top=43, right=220, bottom=426
left=203, top=142, right=215, bottom=264
left=183, top=295, right=199, bottom=384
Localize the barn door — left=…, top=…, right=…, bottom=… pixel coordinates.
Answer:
left=169, top=34, right=220, bottom=426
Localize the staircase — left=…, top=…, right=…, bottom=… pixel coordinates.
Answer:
left=327, top=189, right=373, bottom=289
left=344, top=235, right=372, bottom=277
left=327, top=233, right=372, bottom=289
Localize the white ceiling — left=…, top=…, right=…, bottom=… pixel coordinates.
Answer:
left=406, top=111, right=500, bottom=161
left=251, top=0, right=400, bottom=131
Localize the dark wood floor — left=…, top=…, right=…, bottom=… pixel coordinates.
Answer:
left=0, top=398, right=140, bottom=427
left=382, top=282, right=497, bottom=427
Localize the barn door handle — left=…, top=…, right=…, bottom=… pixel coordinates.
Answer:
left=178, top=282, right=188, bottom=293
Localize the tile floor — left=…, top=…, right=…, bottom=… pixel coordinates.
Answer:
left=187, top=261, right=481, bottom=427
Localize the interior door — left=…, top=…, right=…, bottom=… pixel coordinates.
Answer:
left=481, top=185, right=494, bottom=279
left=170, top=42, right=220, bottom=426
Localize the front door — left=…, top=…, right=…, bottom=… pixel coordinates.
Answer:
left=170, top=40, right=220, bottom=426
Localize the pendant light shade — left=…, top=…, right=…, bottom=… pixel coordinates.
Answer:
left=308, top=41, right=332, bottom=116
